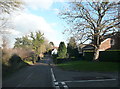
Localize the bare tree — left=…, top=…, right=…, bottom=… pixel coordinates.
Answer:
left=60, top=1, right=120, bottom=60
left=0, top=0, right=24, bottom=33
left=0, top=0, right=23, bottom=14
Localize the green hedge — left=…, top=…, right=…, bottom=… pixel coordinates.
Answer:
left=84, top=51, right=120, bottom=62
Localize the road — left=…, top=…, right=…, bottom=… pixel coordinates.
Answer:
left=3, top=55, right=53, bottom=88
left=2, top=55, right=119, bottom=89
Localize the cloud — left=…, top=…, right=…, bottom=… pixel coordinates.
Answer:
left=12, top=12, right=60, bottom=46
left=24, top=0, right=54, bottom=10
left=0, top=28, right=21, bottom=35
left=52, top=8, right=60, bottom=14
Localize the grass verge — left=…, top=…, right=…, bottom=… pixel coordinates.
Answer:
left=24, top=60, right=33, bottom=65
left=57, top=60, right=119, bottom=72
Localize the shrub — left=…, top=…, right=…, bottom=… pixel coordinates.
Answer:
left=58, top=42, right=67, bottom=59
left=83, top=50, right=120, bottom=62
left=2, top=54, right=28, bottom=78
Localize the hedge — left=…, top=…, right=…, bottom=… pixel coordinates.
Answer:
left=84, top=50, right=120, bottom=62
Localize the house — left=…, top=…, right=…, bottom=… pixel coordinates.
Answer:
left=81, top=32, right=120, bottom=51
left=51, top=47, right=58, bottom=55
left=100, top=32, right=120, bottom=51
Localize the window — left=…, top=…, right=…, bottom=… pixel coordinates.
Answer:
left=111, top=39, right=115, bottom=46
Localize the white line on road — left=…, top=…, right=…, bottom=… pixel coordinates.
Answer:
left=63, top=85, right=69, bottom=89
left=51, top=68, right=56, bottom=82
left=55, top=82, right=59, bottom=85
left=61, top=82, right=69, bottom=89
left=51, top=68, right=61, bottom=89
left=55, top=86, right=60, bottom=89
left=15, top=72, right=33, bottom=88
left=61, top=82, right=66, bottom=85
left=60, top=78, right=116, bottom=83
left=51, top=68, right=69, bottom=89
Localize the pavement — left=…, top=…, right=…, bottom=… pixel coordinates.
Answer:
left=2, top=54, right=120, bottom=89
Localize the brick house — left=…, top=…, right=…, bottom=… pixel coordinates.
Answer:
left=82, top=32, right=120, bottom=51
left=99, top=32, right=120, bottom=51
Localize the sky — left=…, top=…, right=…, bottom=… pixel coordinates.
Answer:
left=0, top=0, right=70, bottom=48
left=0, top=0, right=119, bottom=48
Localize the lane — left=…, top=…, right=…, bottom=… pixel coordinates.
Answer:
left=2, top=56, right=53, bottom=88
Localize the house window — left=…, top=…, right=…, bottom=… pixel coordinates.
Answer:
left=111, top=39, right=115, bottom=46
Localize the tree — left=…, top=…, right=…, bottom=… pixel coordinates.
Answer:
left=49, top=42, right=54, bottom=47
left=30, top=31, right=44, bottom=55
left=58, top=42, right=67, bottom=58
left=2, top=36, right=9, bottom=49
left=0, top=0, right=23, bottom=14
left=14, top=31, right=46, bottom=63
left=67, top=37, right=79, bottom=59
left=0, top=0, right=24, bottom=49
left=0, top=0, right=24, bottom=33
left=14, top=36, right=32, bottom=49
left=60, top=1, right=120, bottom=60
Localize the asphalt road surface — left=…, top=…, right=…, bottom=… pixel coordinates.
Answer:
left=2, top=55, right=119, bottom=89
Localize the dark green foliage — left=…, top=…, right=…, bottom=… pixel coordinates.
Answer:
left=30, top=31, right=44, bottom=55
left=84, top=51, right=120, bottom=62
left=14, top=36, right=32, bottom=48
left=67, top=37, right=79, bottom=59
left=58, top=42, right=67, bottom=59
left=99, top=51, right=120, bottom=62
left=3, top=54, right=28, bottom=78
left=83, top=52, right=94, bottom=61
left=9, top=54, right=22, bottom=65
left=49, top=42, right=54, bottom=47
left=14, top=31, right=46, bottom=63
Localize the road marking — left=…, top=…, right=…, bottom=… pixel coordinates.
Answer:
left=55, top=82, right=59, bottom=85
left=51, top=68, right=56, bottom=82
left=51, top=68, right=69, bottom=89
left=55, top=86, right=60, bottom=89
left=15, top=72, right=33, bottom=88
left=60, top=78, right=116, bottom=83
left=51, top=68, right=60, bottom=89
left=61, top=82, right=66, bottom=85
left=63, top=85, right=69, bottom=89
left=60, top=82, right=69, bottom=89
left=26, top=72, right=33, bottom=79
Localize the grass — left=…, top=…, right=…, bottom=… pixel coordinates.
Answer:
left=57, top=60, right=120, bottom=72
left=24, top=60, right=33, bottom=65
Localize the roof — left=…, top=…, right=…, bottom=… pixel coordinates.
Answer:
left=82, top=45, right=95, bottom=50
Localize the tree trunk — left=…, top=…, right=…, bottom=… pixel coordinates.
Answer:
left=93, top=48, right=100, bottom=61
left=93, top=34, right=100, bottom=61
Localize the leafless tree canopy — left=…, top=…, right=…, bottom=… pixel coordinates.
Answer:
left=0, top=0, right=23, bottom=14
left=60, top=1, right=120, bottom=46
left=0, top=0, right=24, bottom=34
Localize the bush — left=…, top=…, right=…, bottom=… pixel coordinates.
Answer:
left=83, top=50, right=120, bottom=62
left=58, top=42, right=67, bottom=59
left=99, top=51, right=120, bottom=62
left=83, top=52, right=94, bottom=61
left=54, top=57, right=69, bottom=64
left=2, top=54, right=28, bottom=78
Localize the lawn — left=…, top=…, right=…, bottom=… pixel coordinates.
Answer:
left=57, top=60, right=119, bottom=72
